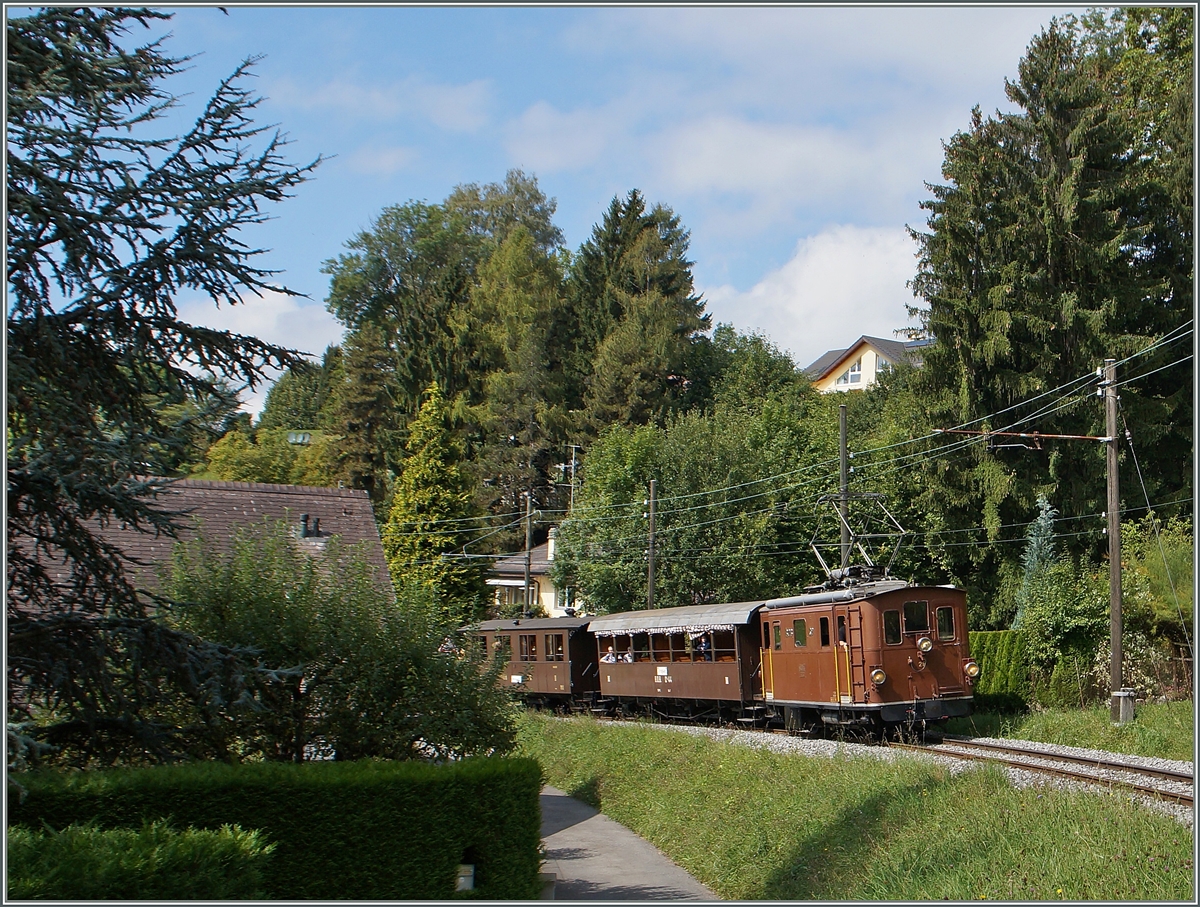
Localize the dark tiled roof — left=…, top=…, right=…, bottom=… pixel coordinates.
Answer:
left=492, top=541, right=552, bottom=578
left=802, top=347, right=848, bottom=379
left=804, top=335, right=929, bottom=380
left=56, top=479, right=390, bottom=594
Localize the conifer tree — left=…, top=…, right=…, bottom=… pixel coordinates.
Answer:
left=382, top=384, right=489, bottom=625
left=6, top=8, right=319, bottom=764
left=562, top=190, right=710, bottom=434
left=327, top=323, right=400, bottom=514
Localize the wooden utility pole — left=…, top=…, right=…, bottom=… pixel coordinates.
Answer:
left=1105, top=358, right=1127, bottom=722
left=647, top=479, right=657, bottom=609
left=936, top=358, right=1130, bottom=723
left=523, top=491, right=533, bottom=618
left=839, top=404, right=850, bottom=569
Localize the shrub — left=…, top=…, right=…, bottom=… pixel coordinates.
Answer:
left=6, top=819, right=271, bottom=900
left=8, top=756, right=543, bottom=900
left=968, top=630, right=1031, bottom=712
left=163, top=518, right=518, bottom=762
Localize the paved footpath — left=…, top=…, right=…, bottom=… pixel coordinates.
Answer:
left=539, top=786, right=719, bottom=901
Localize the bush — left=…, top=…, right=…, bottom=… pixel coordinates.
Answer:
left=163, top=519, right=519, bottom=762
left=968, top=630, right=1031, bottom=712
left=8, top=756, right=543, bottom=900
left=7, top=820, right=271, bottom=900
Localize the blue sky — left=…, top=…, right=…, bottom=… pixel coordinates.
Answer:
left=38, top=4, right=1082, bottom=413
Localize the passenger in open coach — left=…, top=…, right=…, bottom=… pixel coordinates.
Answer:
left=601, top=646, right=617, bottom=663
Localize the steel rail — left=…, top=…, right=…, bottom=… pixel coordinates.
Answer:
left=939, top=735, right=1194, bottom=784
left=889, top=741, right=1194, bottom=807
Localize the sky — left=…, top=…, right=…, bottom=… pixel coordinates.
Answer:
left=39, top=4, right=1083, bottom=414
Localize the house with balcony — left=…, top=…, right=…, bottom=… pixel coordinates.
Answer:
left=488, top=527, right=577, bottom=617
left=804, top=335, right=932, bottom=393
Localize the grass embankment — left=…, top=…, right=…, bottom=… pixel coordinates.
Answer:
left=947, top=700, right=1195, bottom=762
left=518, top=715, right=1194, bottom=901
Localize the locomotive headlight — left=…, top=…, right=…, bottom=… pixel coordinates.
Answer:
left=916, top=636, right=934, bottom=653
left=870, top=668, right=887, bottom=686
left=964, top=660, right=981, bottom=678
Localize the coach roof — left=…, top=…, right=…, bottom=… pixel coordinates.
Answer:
left=587, top=601, right=763, bottom=636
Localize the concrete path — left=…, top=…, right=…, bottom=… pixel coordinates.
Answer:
left=539, top=785, right=719, bottom=901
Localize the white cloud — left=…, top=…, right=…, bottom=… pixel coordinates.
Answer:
left=504, top=100, right=631, bottom=172
left=269, top=75, right=493, bottom=133
left=700, top=225, right=918, bottom=370
left=176, top=291, right=344, bottom=417
left=344, top=144, right=418, bottom=176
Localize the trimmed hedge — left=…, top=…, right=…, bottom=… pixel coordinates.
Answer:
left=969, top=630, right=1031, bottom=713
left=8, top=756, right=543, bottom=900
left=7, top=820, right=271, bottom=900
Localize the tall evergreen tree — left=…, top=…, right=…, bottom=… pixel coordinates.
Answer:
left=326, top=323, right=400, bottom=514
left=6, top=8, right=320, bottom=764
left=907, top=12, right=1192, bottom=625
left=561, top=190, right=710, bottom=433
left=382, top=384, right=489, bottom=626
left=469, top=227, right=571, bottom=524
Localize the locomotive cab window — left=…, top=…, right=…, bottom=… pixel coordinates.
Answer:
left=936, top=606, right=955, bottom=640
left=819, top=616, right=830, bottom=648
left=762, top=622, right=771, bottom=650
left=518, top=634, right=538, bottom=661
left=837, top=615, right=847, bottom=643
left=883, top=610, right=901, bottom=645
left=903, top=600, right=929, bottom=633
left=773, top=621, right=782, bottom=651
left=793, top=619, right=807, bottom=647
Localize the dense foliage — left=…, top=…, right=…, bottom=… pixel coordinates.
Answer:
left=9, top=756, right=545, bottom=900
left=7, top=820, right=273, bottom=900
left=6, top=7, right=319, bottom=766
left=904, top=10, right=1193, bottom=621
left=165, top=519, right=517, bottom=762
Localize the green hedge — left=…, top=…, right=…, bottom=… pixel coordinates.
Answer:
left=8, top=756, right=543, bottom=900
left=7, top=820, right=271, bottom=900
left=969, top=630, right=1031, bottom=713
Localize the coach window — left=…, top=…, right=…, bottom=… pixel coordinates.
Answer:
left=632, top=632, right=650, bottom=662
left=545, top=633, right=565, bottom=661
left=937, top=607, right=955, bottom=641
left=819, top=616, right=830, bottom=648
left=712, top=630, right=736, bottom=662
left=518, top=634, right=538, bottom=661
left=903, top=600, right=929, bottom=634
left=793, top=619, right=807, bottom=647
left=884, top=610, right=902, bottom=645
left=495, top=635, right=512, bottom=658
left=652, top=633, right=672, bottom=662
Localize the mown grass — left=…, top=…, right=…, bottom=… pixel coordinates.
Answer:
left=518, top=715, right=1194, bottom=901
left=946, top=700, right=1195, bottom=762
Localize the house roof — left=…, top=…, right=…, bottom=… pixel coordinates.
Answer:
left=47, top=479, right=390, bottom=595
left=803, top=335, right=929, bottom=381
left=492, top=541, right=553, bottom=577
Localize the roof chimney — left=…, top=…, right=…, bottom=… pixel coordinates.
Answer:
left=547, top=526, right=557, bottom=561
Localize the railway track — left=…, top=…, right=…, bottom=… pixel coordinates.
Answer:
left=890, top=737, right=1194, bottom=807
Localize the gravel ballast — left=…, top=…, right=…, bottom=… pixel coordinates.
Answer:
left=598, top=720, right=1195, bottom=828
